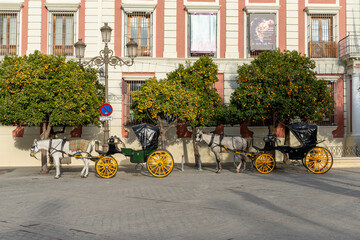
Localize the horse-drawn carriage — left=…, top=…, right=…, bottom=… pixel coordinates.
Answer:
left=30, top=123, right=174, bottom=179
left=196, top=123, right=333, bottom=174
left=94, top=123, right=174, bottom=178
left=234, top=123, right=333, bottom=174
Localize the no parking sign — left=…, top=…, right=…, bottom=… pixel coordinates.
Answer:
left=100, top=103, right=113, bottom=116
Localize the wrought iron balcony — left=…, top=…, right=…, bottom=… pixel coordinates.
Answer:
left=309, top=41, right=337, bottom=58
left=339, top=34, right=360, bottom=59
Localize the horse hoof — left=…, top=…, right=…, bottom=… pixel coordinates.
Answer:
left=216, top=170, right=222, bottom=174
left=54, top=176, right=59, bottom=179
left=236, top=169, right=240, bottom=173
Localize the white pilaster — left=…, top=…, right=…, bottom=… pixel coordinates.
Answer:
left=286, top=0, right=299, bottom=51
left=163, top=0, right=177, bottom=58
left=27, top=0, right=42, bottom=54
left=225, top=0, right=238, bottom=58
left=352, top=72, right=360, bottom=136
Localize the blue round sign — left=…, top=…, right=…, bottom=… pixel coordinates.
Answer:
left=100, top=103, right=113, bottom=116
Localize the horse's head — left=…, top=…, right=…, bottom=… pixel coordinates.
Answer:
left=30, top=139, right=39, bottom=159
left=195, top=129, right=203, bottom=144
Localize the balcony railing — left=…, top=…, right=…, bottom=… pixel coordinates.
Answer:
left=309, top=41, right=337, bottom=58
left=339, top=34, right=360, bottom=58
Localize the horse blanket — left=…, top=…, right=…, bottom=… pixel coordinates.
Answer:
left=69, top=140, right=91, bottom=152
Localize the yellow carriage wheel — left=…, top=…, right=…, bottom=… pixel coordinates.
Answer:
left=254, top=154, right=276, bottom=174
left=95, top=156, right=118, bottom=178
left=304, top=147, right=333, bottom=174
left=146, top=150, right=174, bottom=178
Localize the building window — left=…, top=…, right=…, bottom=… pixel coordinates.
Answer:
left=189, top=13, right=217, bottom=57
left=248, top=13, right=276, bottom=58
left=125, top=12, right=152, bottom=57
left=51, top=13, right=74, bottom=56
left=122, top=80, right=145, bottom=125
left=0, top=12, right=17, bottom=56
left=309, top=15, right=337, bottom=58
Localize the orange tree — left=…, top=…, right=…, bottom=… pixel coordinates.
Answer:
left=166, top=55, right=222, bottom=165
left=0, top=51, right=104, bottom=172
left=230, top=50, right=333, bottom=162
left=132, top=56, right=222, bottom=165
left=132, top=77, right=199, bottom=149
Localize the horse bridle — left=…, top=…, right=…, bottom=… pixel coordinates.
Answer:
left=30, top=142, right=39, bottom=159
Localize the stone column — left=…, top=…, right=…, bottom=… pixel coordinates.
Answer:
left=352, top=72, right=360, bottom=136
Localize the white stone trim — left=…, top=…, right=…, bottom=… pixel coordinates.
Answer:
left=244, top=5, right=280, bottom=13
left=45, top=0, right=80, bottom=12
left=317, top=75, right=341, bottom=82
left=122, top=0, right=157, bottom=13
left=244, top=0, right=280, bottom=13
left=122, top=76, right=152, bottom=82
left=305, top=5, right=342, bottom=15
left=0, top=0, right=23, bottom=11
left=184, top=0, right=220, bottom=13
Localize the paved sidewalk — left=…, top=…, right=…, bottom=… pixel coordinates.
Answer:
left=0, top=164, right=360, bottom=240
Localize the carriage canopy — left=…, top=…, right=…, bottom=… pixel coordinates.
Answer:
left=289, top=123, right=317, bottom=146
left=132, top=123, right=160, bottom=150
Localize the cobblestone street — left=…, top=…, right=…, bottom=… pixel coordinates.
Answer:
left=1, top=164, right=360, bottom=240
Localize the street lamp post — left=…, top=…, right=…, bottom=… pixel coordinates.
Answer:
left=74, top=23, right=138, bottom=151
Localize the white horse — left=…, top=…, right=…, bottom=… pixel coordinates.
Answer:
left=30, top=138, right=93, bottom=179
left=196, top=129, right=249, bottom=173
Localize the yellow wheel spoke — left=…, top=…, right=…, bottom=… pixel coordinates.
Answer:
left=146, top=150, right=174, bottom=177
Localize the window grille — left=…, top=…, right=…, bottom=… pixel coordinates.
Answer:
left=49, top=12, right=75, bottom=56
left=308, top=14, right=337, bottom=58
left=0, top=11, right=18, bottom=55
left=188, top=13, right=217, bottom=57
left=122, top=80, right=145, bottom=125
left=124, top=12, right=152, bottom=57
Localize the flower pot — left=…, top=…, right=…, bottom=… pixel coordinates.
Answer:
left=70, top=126, right=82, bottom=138
left=176, top=121, right=192, bottom=138
left=212, top=124, right=224, bottom=135
left=12, top=125, right=24, bottom=138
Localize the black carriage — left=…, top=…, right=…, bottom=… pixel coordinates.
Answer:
left=249, top=123, right=333, bottom=174
left=92, top=123, right=174, bottom=178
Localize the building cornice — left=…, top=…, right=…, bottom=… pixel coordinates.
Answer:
left=45, top=0, right=81, bottom=12
left=121, top=1, right=157, bottom=13
left=244, top=5, right=280, bottom=13
left=304, top=5, right=342, bottom=15
left=0, top=0, right=23, bottom=11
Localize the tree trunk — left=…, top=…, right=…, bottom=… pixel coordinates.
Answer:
left=191, top=126, right=200, bottom=167
left=283, top=126, right=291, bottom=165
left=268, top=124, right=276, bottom=157
left=40, top=122, right=51, bottom=174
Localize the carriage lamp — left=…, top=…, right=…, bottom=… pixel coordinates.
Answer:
left=74, top=22, right=138, bottom=152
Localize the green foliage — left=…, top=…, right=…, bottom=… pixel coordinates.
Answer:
left=0, top=51, right=104, bottom=127
left=230, top=49, right=334, bottom=125
left=132, top=55, right=222, bottom=128
left=167, top=55, right=222, bottom=127
left=132, top=77, right=198, bottom=125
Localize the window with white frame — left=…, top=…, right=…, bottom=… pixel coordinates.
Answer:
left=308, top=14, right=337, bottom=58
left=248, top=13, right=276, bottom=57
left=0, top=11, right=18, bottom=55
left=189, top=13, right=217, bottom=57
left=50, top=12, right=75, bottom=56
left=124, top=12, right=153, bottom=57
left=122, top=79, right=145, bottom=125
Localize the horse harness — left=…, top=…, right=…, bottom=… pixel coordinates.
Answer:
left=48, top=138, right=67, bottom=158
left=208, top=133, right=237, bottom=151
